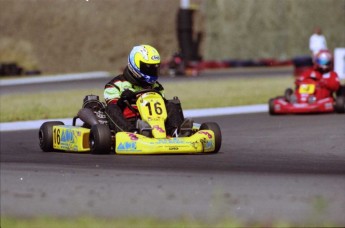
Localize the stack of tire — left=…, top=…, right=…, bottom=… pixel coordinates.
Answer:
left=0, top=62, right=41, bottom=77
left=0, top=63, right=22, bottom=76
left=176, top=8, right=202, bottom=63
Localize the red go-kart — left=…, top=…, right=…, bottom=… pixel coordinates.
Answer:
left=269, top=78, right=345, bottom=115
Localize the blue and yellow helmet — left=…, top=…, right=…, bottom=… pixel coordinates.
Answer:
left=128, top=44, right=161, bottom=85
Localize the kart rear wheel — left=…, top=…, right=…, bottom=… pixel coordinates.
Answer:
left=89, top=124, right=112, bottom=154
left=335, top=96, right=345, bottom=113
left=336, top=85, right=345, bottom=97
left=39, top=121, right=64, bottom=152
left=200, top=122, right=222, bottom=153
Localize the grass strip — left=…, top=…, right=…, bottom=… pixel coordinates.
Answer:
left=1, top=76, right=294, bottom=122
left=1, top=216, right=293, bottom=228
left=3, top=216, right=335, bottom=227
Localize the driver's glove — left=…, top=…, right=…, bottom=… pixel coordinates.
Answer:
left=117, top=89, right=136, bottom=108
left=121, top=89, right=136, bottom=101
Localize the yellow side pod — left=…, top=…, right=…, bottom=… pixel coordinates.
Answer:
left=53, top=126, right=90, bottom=152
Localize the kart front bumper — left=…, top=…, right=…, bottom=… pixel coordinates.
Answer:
left=115, top=130, right=216, bottom=154
left=271, top=97, right=334, bottom=114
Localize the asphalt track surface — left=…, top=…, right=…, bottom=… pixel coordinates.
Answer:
left=1, top=69, right=345, bottom=225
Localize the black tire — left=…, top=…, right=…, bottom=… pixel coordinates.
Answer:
left=284, top=88, right=293, bottom=100
left=268, top=98, right=276, bottom=115
left=38, top=121, right=64, bottom=152
left=336, top=85, right=345, bottom=97
left=89, top=124, right=112, bottom=154
left=335, top=96, right=345, bottom=113
left=200, top=122, right=222, bottom=153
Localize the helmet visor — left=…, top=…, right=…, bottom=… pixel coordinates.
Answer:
left=140, top=62, right=159, bottom=77
left=316, top=57, right=330, bottom=66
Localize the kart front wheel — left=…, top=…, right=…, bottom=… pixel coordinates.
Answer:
left=284, top=88, right=293, bottom=100
left=39, top=121, right=64, bottom=152
left=268, top=98, right=276, bottom=115
left=200, top=122, right=222, bottom=153
left=335, top=96, right=345, bottom=113
left=89, top=124, right=112, bottom=154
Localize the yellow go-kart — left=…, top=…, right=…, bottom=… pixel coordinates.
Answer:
left=39, top=90, right=222, bottom=155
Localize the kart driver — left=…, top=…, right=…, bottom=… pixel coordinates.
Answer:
left=295, top=50, right=340, bottom=99
left=104, top=44, right=190, bottom=135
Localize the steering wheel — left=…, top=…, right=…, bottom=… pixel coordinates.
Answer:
left=123, top=89, right=163, bottom=114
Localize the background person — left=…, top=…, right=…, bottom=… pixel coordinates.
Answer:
left=309, top=27, right=328, bottom=57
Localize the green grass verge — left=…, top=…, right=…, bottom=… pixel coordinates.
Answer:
left=1, top=216, right=295, bottom=228
left=3, top=216, right=335, bottom=228
left=0, top=76, right=294, bottom=122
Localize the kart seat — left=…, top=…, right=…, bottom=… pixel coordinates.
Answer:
left=136, top=119, right=152, bottom=137
left=179, top=118, right=193, bottom=137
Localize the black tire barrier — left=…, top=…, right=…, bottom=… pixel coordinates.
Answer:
left=292, top=56, right=313, bottom=68
left=0, top=63, right=23, bottom=76
left=0, top=62, right=41, bottom=77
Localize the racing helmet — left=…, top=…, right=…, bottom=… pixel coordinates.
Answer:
left=127, top=44, right=161, bottom=85
left=315, top=50, right=333, bottom=72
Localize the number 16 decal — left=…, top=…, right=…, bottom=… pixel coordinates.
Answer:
left=145, top=102, right=163, bottom=116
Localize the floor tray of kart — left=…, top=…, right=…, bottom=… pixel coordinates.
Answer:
left=39, top=92, right=222, bottom=155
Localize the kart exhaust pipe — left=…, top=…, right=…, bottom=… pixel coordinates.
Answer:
left=77, top=108, right=100, bottom=126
